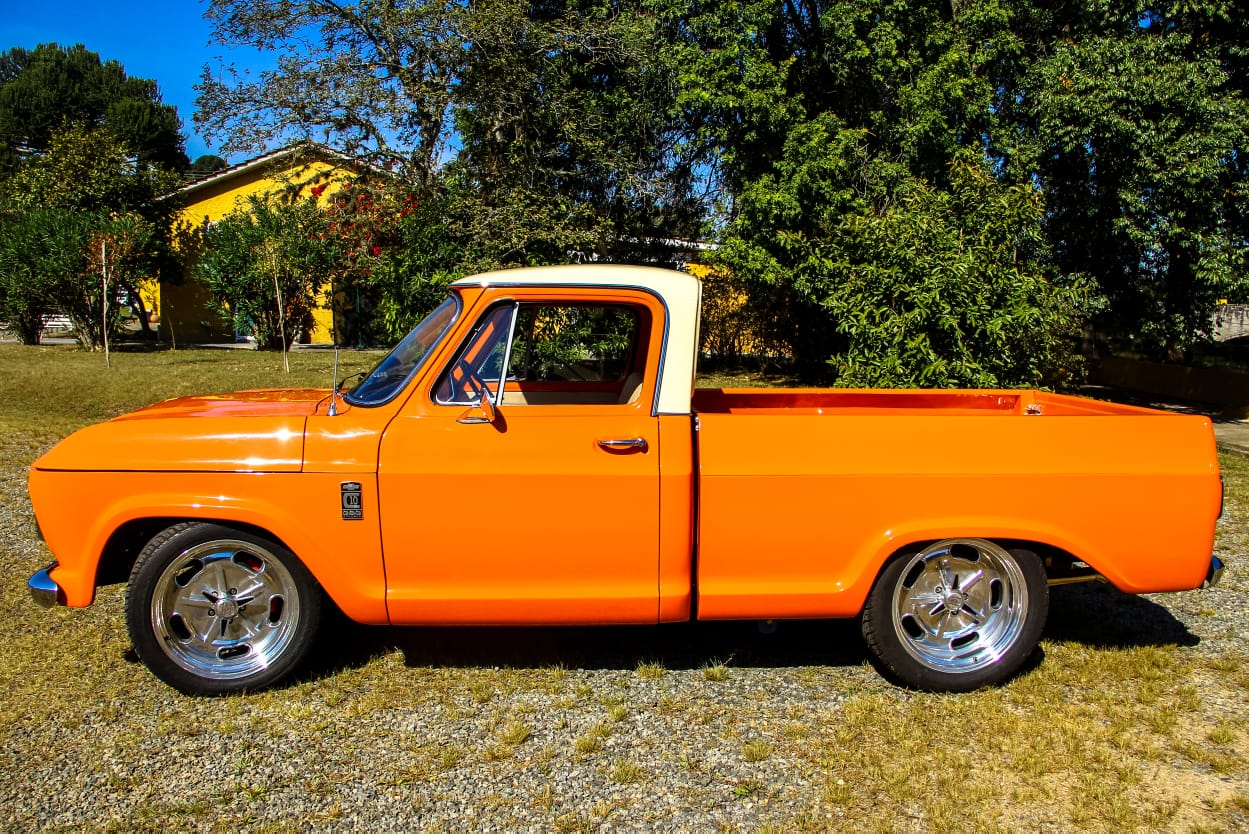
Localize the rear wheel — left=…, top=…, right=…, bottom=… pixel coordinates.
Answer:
left=125, top=523, right=322, bottom=696
left=861, top=538, right=1047, bottom=692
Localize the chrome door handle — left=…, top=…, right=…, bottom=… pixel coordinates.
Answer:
left=597, top=437, right=649, bottom=452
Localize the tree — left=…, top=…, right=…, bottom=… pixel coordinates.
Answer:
left=1006, top=6, right=1249, bottom=358
left=189, top=155, right=228, bottom=177
left=196, top=0, right=467, bottom=186
left=0, top=125, right=175, bottom=347
left=452, top=0, right=704, bottom=265
left=195, top=195, right=337, bottom=358
left=717, top=136, right=1095, bottom=386
left=198, top=0, right=1249, bottom=376
left=672, top=0, right=1248, bottom=375
left=197, top=0, right=703, bottom=265
left=0, top=207, right=90, bottom=344
left=4, top=122, right=179, bottom=219
left=0, top=43, right=188, bottom=175
left=82, top=213, right=156, bottom=357
left=315, top=176, right=467, bottom=345
left=673, top=0, right=1086, bottom=382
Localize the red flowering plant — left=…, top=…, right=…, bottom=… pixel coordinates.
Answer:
left=318, top=177, right=451, bottom=345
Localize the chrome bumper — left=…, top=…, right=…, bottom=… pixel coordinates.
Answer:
left=1205, top=556, right=1225, bottom=589
left=28, top=563, right=62, bottom=608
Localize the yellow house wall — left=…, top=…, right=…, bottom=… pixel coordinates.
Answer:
left=148, top=157, right=352, bottom=345
left=687, top=262, right=772, bottom=358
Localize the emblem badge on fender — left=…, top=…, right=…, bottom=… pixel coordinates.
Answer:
left=341, top=482, right=363, bottom=521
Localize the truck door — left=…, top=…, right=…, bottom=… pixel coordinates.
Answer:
left=378, top=290, right=664, bottom=624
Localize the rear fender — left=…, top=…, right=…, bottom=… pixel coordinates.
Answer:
left=847, top=516, right=1106, bottom=612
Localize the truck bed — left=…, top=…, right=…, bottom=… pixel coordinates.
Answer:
left=692, top=387, right=1171, bottom=417
left=691, top=387, right=1221, bottom=621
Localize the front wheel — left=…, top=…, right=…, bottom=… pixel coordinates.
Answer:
left=861, top=538, right=1048, bottom=692
left=126, top=523, right=322, bottom=696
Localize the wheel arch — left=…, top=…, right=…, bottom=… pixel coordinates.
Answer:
left=80, top=498, right=386, bottom=624
left=98, top=517, right=309, bottom=588
left=852, top=518, right=1103, bottom=615
left=874, top=536, right=1081, bottom=577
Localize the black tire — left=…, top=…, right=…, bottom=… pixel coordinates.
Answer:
left=125, top=522, right=323, bottom=696
left=861, top=538, right=1048, bottom=692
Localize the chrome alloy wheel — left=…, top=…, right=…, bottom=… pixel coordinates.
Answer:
left=150, top=538, right=302, bottom=681
left=890, top=538, right=1030, bottom=674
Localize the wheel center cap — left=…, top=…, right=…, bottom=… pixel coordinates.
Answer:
left=944, top=593, right=966, bottom=612
left=217, top=598, right=240, bottom=619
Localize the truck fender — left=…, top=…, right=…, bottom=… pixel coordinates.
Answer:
left=67, top=487, right=388, bottom=624
left=852, top=515, right=1106, bottom=605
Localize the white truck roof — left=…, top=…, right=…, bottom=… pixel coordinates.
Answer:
left=453, top=265, right=703, bottom=415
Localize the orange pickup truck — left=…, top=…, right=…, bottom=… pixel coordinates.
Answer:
left=27, top=265, right=1224, bottom=695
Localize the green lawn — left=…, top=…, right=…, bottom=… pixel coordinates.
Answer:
left=1, top=343, right=1246, bottom=831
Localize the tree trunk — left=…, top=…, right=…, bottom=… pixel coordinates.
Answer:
left=16, top=312, right=43, bottom=345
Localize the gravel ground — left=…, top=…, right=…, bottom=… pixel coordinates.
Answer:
left=2, top=434, right=1247, bottom=831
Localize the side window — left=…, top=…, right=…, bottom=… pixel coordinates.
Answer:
left=510, top=306, right=638, bottom=383
left=434, top=302, right=648, bottom=407
left=433, top=304, right=515, bottom=405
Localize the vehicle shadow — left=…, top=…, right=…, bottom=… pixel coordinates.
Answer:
left=1045, top=582, right=1199, bottom=648
left=308, top=616, right=870, bottom=679
left=299, top=582, right=1200, bottom=687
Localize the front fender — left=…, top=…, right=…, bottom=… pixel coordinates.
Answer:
left=29, top=469, right=387, bottom=623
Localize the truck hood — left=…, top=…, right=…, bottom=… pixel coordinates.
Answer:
left=32, top=389, right=329, bottom=473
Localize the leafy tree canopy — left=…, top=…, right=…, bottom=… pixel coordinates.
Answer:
left=0, top=207, right=92, bottom=344
left=676, top=0, right=1249, bottom=370
left=0, top=43, right=188, bottom=175
left=3, top=122, right=180, bottom=218
left=0, top=126, right=176, bottom=347
left=194, top=0, right=1249, bottom=374
left=189, top=155, right=228, bottom=176
left=196, top=0, right=703, bottom=265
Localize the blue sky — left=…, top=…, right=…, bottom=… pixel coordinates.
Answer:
left=2, top=0, right=265, bottom=162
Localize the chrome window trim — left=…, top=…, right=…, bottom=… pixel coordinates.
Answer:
left=445, top=281, right=673, bottom=417
left=432, top=300, right=517, bottom=407
left=344, top=294, right=461, bottom=408
left=434, top=295, right=655, bottom=411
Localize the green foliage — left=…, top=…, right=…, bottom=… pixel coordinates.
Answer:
left=294, top=177, right=468, bottom=345
left=0, top=126, right=172, bottom=349
left=189, top=155, right=228, bottom=176
left=453, top=0, right=704, bottom=263
left=508, top=305, right=637, bottom=382
left=3, top=123, right=179, bottom=219
left=0, top=207, right=160, bottom=351
left=196, top=0, right=466, bottom=182
left=360, top=189, right=466, bottom=343
left=198, top=0, right=703, bottom=266
left=0, top=47, right=188, bottom=350
left=77, top=213, right=157, bottom=351
left=0, top=207, right=91, bottom=344
left=1015, top=16, right=1249, bottom=358
left=195, top=0, right=1249, bottom=376
left=719, top=147, right=1095, bottom=387
left=0, top=43, right=187, bottom=175
left=678, top=0, right=1247, bottom=376
left=194, top=196, right=337, bottom=350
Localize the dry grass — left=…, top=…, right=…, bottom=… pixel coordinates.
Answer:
left=1, top=344, right=1247, bottom=831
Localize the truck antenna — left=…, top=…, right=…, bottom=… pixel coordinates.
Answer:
left=328, top=346, right=341, bottom=417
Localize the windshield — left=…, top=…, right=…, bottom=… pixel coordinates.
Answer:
left=345, top=295, right=459, bottom=406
